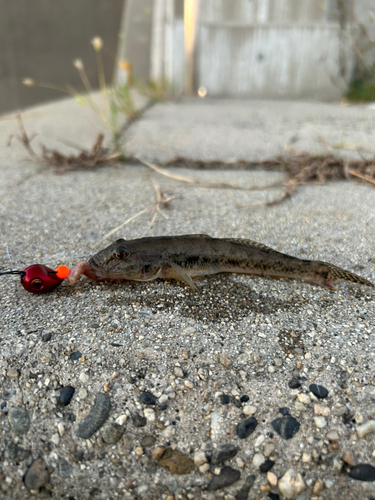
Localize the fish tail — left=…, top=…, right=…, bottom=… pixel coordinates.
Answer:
left=325, top=263, right=374, bottom=288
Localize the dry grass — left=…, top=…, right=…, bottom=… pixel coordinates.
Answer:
left=8, top=114, right=375, bottom=205
left=259, top=150, right=375, bottom=205
left=8, top=114, right=121, bottom=173
left=158, top=150, right=375, bottom=206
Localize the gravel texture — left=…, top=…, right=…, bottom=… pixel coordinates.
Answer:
left=0, top=97, right=375, bottom=499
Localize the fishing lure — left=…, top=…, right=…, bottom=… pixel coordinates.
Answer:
left=0, top=264, right=70, bottom=294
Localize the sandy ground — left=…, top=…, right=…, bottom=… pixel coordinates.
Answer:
left=0, top=96, right=375, bottom=499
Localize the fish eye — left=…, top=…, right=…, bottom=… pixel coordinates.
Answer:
left=30, top=278, right=43, bottom=289
left=114, top=246, right=129, bottom=260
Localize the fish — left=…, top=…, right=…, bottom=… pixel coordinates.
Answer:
left=66, top=234, right=374, bottom=291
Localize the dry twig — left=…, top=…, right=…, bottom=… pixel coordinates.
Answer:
left=132, top=154, right=279, bottom=191
left=94, top=179, right=175, bottom=248
left=8, top=114, right=121, bottom=173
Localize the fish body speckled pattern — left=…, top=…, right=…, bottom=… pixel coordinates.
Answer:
left=67, top=235, right=374, bottom=290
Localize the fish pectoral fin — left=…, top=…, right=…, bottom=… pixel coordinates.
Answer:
left=168, top=262, right=198, bottom=292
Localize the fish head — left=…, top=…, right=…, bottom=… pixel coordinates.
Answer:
left=88, top=239, right=143, bottom=280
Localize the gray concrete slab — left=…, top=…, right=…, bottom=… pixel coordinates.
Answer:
left=0, top=97, right=375, bottom=499
left=125, top=97, right=375, bottom=162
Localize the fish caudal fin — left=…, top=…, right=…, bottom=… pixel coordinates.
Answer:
left=324, top=263, right=374, bottom=288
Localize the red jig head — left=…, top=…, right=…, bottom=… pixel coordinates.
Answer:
left=0, top=265, right=70, bottom=294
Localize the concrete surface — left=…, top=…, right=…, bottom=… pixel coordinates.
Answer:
left=0, top=97, right=375, bottom=499
left=125, top=97, right=375, bottom=162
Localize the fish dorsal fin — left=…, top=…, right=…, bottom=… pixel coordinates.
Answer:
left=174, top=234, right=212, bottom=239
left=222, top=238, right=281, bottom=254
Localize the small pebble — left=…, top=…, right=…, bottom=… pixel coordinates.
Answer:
left=194, top=450, right=208, bottom=466
left=59, top=386, right=75, bottom=406
left=57, top=457, right=72, bottom=479
left=233, top=398, right=241, bottom=408
left=314, top=404, right=330, bottom=416
left=267, top=471, right=278, bottom=486
left=236, top=417, right=258, bottom=439
left=158, top=448, right=194, bottom=474
left=220, top=394, right=230, bottom=405
left=24, top=459, right=50, bottom=491
left=101, top=423, right=124, bottom=444
left=141, top=435, right=156, bottom=447
left=309, top=384, right=328, bottom=399
left=302, top=452, right=311, bottom=463
left=206, top=466, right=241, bottom=491
left=314, top=416, right=327, bottom=429
left=131, top=412, right=147, bottom=428
left=234, top=474, right=255, bottom=500
left=198, top=368, right=208, bottom=380
left=115, top=414, right=127, bottom=426
left=152, top=446, right=165, bottom=461
left=240, top=395, right=249, bottom=403
left=297, top=394, right=311, bottom=405
left=57, top=422, right=65, bottom=436
left=8, top=406, right=30, bottom=435
left=324, top=479, right=334, bottom=488
left=1, top=389, right=16, bottom=400
left=6, top=369, right=20, bottom=378
left=134, top=446, right=143, bottom=456
left=348, top=463, right=375, bottom=481
left=220, top=358, right=231, bottom=368
left=343, top=450, right=357, bottom=466
left=279, top=407, right=290, bottom=416
left=288, top=378, right=301, bottom=389
left=41, top=332, right=52, bottom=342
left=184, top=380, right=194, bottom=389
left=264, top=443, right=275, bottom=457
left=260, top=458, right=275, bottom=473
left=254, top=434, right=265, bottom=447
left=3, top=441, right=31, bottom=462
left=278, top=468, right=305, bottom=498
left=144, top=408, right=156, bottom=421
left=140, top=391, right=156, bottom=405
left=267, top=493, right=280, bottom=500
left=78, top=388, right=88, bottom=400
left=199, top=463, right=210, bottom=473
left=79, top=372, right=89, bottom=384
left=158, top=394, right=168, bottom=404
left=326, top=429, right=339, bottom=441
left=271, top=416, right=300, bottom=440
left=356, top=420, right=375, bottom=438
left=70, top=351, right=82, bottom=361
left=252, top=453, right=265, bottom=467
left=312, top=478, right=324, bottom=495
left=243, top=405, right=257, bottom=415
left=294, top=402, right=307, bottom=412
left=211, top=444, right=238, bottom=465
left=260, top=484, right=271, bottom=492
left=174, top=366, right=184, bottom=378
left=76, top=392, right=110, bottom=439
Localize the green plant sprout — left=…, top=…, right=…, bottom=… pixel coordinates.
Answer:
left=23, top=37, right=170, bottom=155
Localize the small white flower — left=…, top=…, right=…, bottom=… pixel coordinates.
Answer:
left=91, top=37, right=103, bottom=51
left=73, top=59, right=84, bottom=70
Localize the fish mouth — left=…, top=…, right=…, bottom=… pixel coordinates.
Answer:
left=88, top=257, right=125, bottom=280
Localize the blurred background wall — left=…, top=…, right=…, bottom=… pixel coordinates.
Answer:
left=0, top=0, right=124, bottom=114
left=1, top=0, right=374, bottom=114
